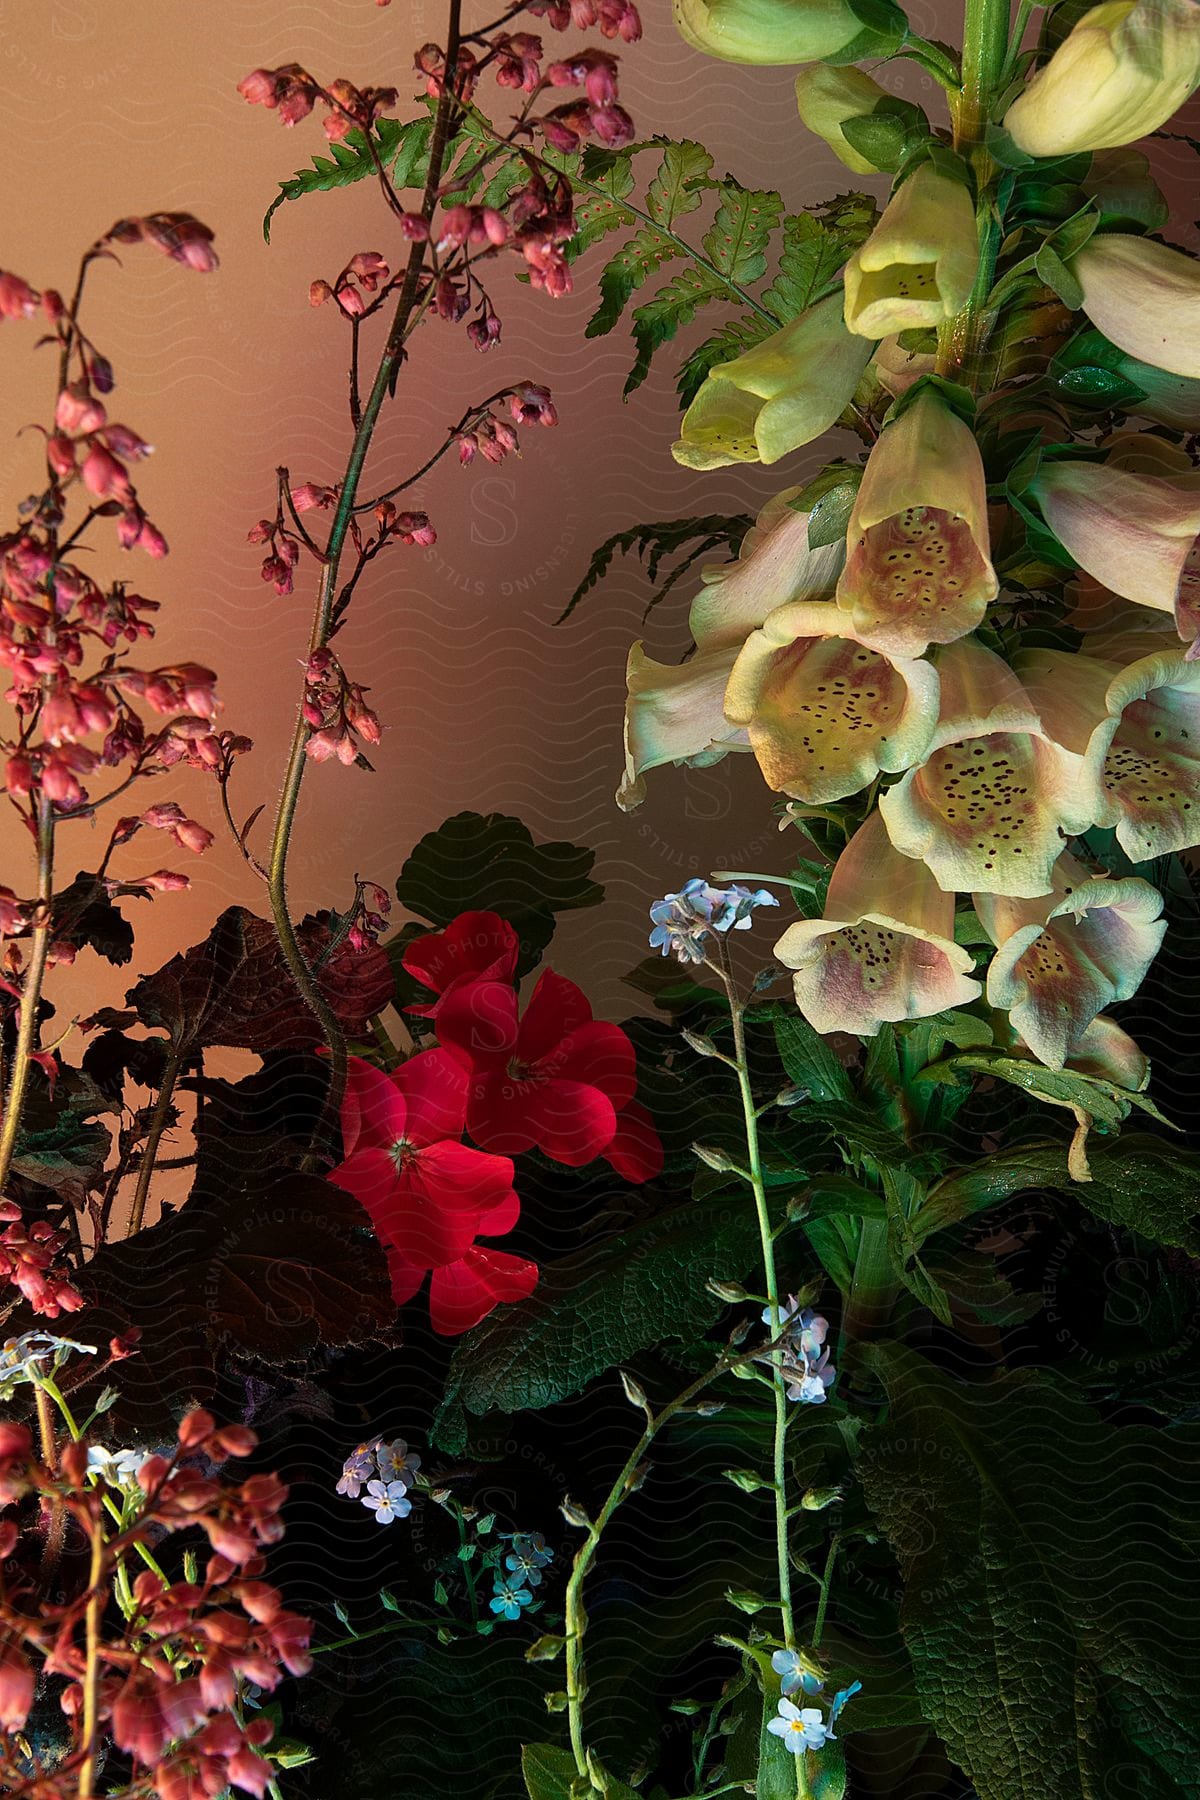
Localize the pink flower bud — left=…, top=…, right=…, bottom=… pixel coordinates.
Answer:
left=348, top=251, right=389, bottom=290
left=333, top=281, right=366, bottom=318
left=138, top=870, right=190, bottom=891
left=0, top=273, right=37, bottom=321
left=291, top=482, right=337, bottom=512
left=102, top=423, right=153, bottom=460
left=178, top=1407, right=217, bottom=1448
left=174, top=819, right=214, bottom=854
left=309, top=279, right=334, bottom=307
left=81, top=443, right=132, bottom=502
left=46, top=434, right=76, bottom=478
left=4, top=754, right=33, bottom=797
left=55, top=383, right=106, bottom=433
left=237, top=68, right=281, bottom=106
left=41, top=288, right=64, bottom=321
left=278, top=87, right=316, bottom=125
left=400, top=213, right=429, bottom=241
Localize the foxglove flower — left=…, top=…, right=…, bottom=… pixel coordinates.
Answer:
left=673, top=294, right=874, bottom=470
left=1071, top=233, right=1200, bottom=382
left=1004, top=0, right=1200, bottom=157
left=1021, top=638, right=1200, bottom=860
left=619, top=489, right=843, bottom=809
left=878, top=638, right=1094, bottom=897
left=723, top=599, right=941, bottom=802
left=793, top=65, right=887, bottom=175
left=843, top=164, right=979, bottom=339
left=1030, top=454, right=1200, bottom=616
left=672, top=0, right=862, bottom=65
left=835, top=387, right=997, bottom=656
left=774, top=811, right=980, bottom=1035
left=976, top=853, right=1165, bottom=1070
left=437, top=969, right=637, bottom=1166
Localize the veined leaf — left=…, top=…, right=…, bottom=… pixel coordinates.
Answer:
left=586, top=224, right=682, bottom=339
left=702, top=182, right=784, bottom=282
left=857, top=1347, right=1200, bottom=1800
left=263, top=116, right=409, bottom=241
left=677, top=315, right=772, bottom=407
left=626, top=264, right=726, bottom=394
left=761, top=212, right=852, bottom=321
left=645, top=138, right=714, bottom=226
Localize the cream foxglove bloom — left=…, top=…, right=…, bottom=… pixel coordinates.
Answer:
left=672, top=0, right=862, bottom=64
left=1072, top=234, right=1200, bottom=380
left=977, top=853, right=1165, bottom=1069
left=835, top=388, right=997, bottom=656
left=1003, top=0, right=1200, bottom=158
left=878, top=638, right=1094, bottom=898
left=1021, top=639, right=1200, bottom=861
left=618, top=491, right=843, bottom=808
left=673, top=295, right=875, bottom=470
left=722, top=599, right=940, bottom=802
left=843, top=164, right=979, bottom=339
left=774, top=810, right=981, bottom=1036
left=793, top=66, right=886, bottom=175
left=1030, top=455, right=1200, bottom=615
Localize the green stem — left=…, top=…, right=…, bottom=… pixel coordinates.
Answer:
left=455, top=1507, right=480, bottom=1628
left=939, top=0, right=1011, bottom=387
left=0, top=796, right=54, bottom=1200
left=712, top=948, right=796, bottom=1654
left=265, top=0, right=464, bottom=1165
left=810, top=1535, right=840, bottom=1652
left=126, top=1043, right=184, bottom=1235
left=564, top=1363, right=725, bottom=1785
left=955, top=0, right=1012, bottom=148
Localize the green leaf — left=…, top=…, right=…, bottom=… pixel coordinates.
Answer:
left=263, top=116, right=414, bottom=240
left=645, top=139, right=713, bottom=228
left=586, top=225, right=683, bottom=340
left=677, top=315, right=773, bottom=407
left=521, top=1742, right=639, bottom=1800
left=433, top=1195, right=761, bottom=1429
left=556, top=514, right=751, bottom=624
left=916, top=1133, right=1200, bottom=1252
left=702, top=182, right=784, bottom=283
left=774, top=1014, right=853, bottom=1104
left=761, top=212, right=853, bottom=321
left=627, top=263, right=726, bottom=394
left=806, top=479, right=860, bottom=549
left=856, top=1347, right=1200, bottom=1799
left=394, top=811, right=603, bottom=975
left=1034, top=241, right=1085, bottom=310
left=11, top=1067, right=112, bottom=1204
left=53, top=872, right=138, bottom=966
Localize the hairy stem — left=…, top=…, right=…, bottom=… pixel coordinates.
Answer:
left=77, top=1515, right=106, bottom=1799
left=265, top=0, right=463, bottom=1164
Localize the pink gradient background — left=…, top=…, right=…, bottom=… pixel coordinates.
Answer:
left=3, top=0, right=1198, bottom=1027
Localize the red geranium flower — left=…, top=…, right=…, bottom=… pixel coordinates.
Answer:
left=603, top=1097, right=663, bottom=1183
left=436, top=967, right=638, bottom=1166
left=329, top=1052, right=537, bottom=1330
left=401, top=909, right=519, bottom=1017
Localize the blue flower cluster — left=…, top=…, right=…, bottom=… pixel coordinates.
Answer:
left=489, top=1531, right=552, bottom=1620
left=336, top=1435, right=422, bottom=1525
left=649, top=878, right=779, bottom=965
left=762, top=1297, right=837, bottom=1404
left=768, top=1654, right=862, bottom=1753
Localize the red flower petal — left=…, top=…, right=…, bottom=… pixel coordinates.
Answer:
left=516, top=968, right=592, bottom=1065
left=551, top=1020, right=637, bottom=1109
left=402, top=910, right=519, bottom=1011
left=428, top=1246, right=538, bottom=1335
left=391, top=1047, right=469, bottom=1147
left=517, top=1076, right=619, bottom=1167
left=603, top=1099, right=663, bottom=1183
left=476, top=1187, right=520, bottom=1237
left=385, top=1251, right=428, bottom=1307
left=436, top=978, right=520, bottom=1071
left=327, top=1146, right=404, bottom=1236
left=464, top=1071, right=540, bottom=1155
left=341, top=1055, right=407, bottom=1157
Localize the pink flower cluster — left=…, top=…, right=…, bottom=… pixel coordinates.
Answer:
left=0, top=1409, right=311, bottom=1798
left=456, top=384, right=559, bottom=464
left=0, top=1199, right=83, bottom=1317
left=237, top=64, right=398, bottom=141
left=302, top=646, right=382, bottom=766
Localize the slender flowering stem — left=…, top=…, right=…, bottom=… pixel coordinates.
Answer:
left=265, top=0, right=464, bottom=1163
left=77, top=1513, right=106, bottom=1800
left=707, top=941, right=796, bottom=1655
left=563, top=1361, right=729, bottom=1785
left=0, top=795, right=55, bottom=1200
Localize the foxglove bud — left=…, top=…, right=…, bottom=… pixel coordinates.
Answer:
left=843, top=163, right=979, bottom=338
left=1004, top=0, right=1200, bottom=157
left=794, top=65, right=887, bottom=174
left=673, top=0, right=862, bottom=64
left=1072, top=233, right=1200, bottom=380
